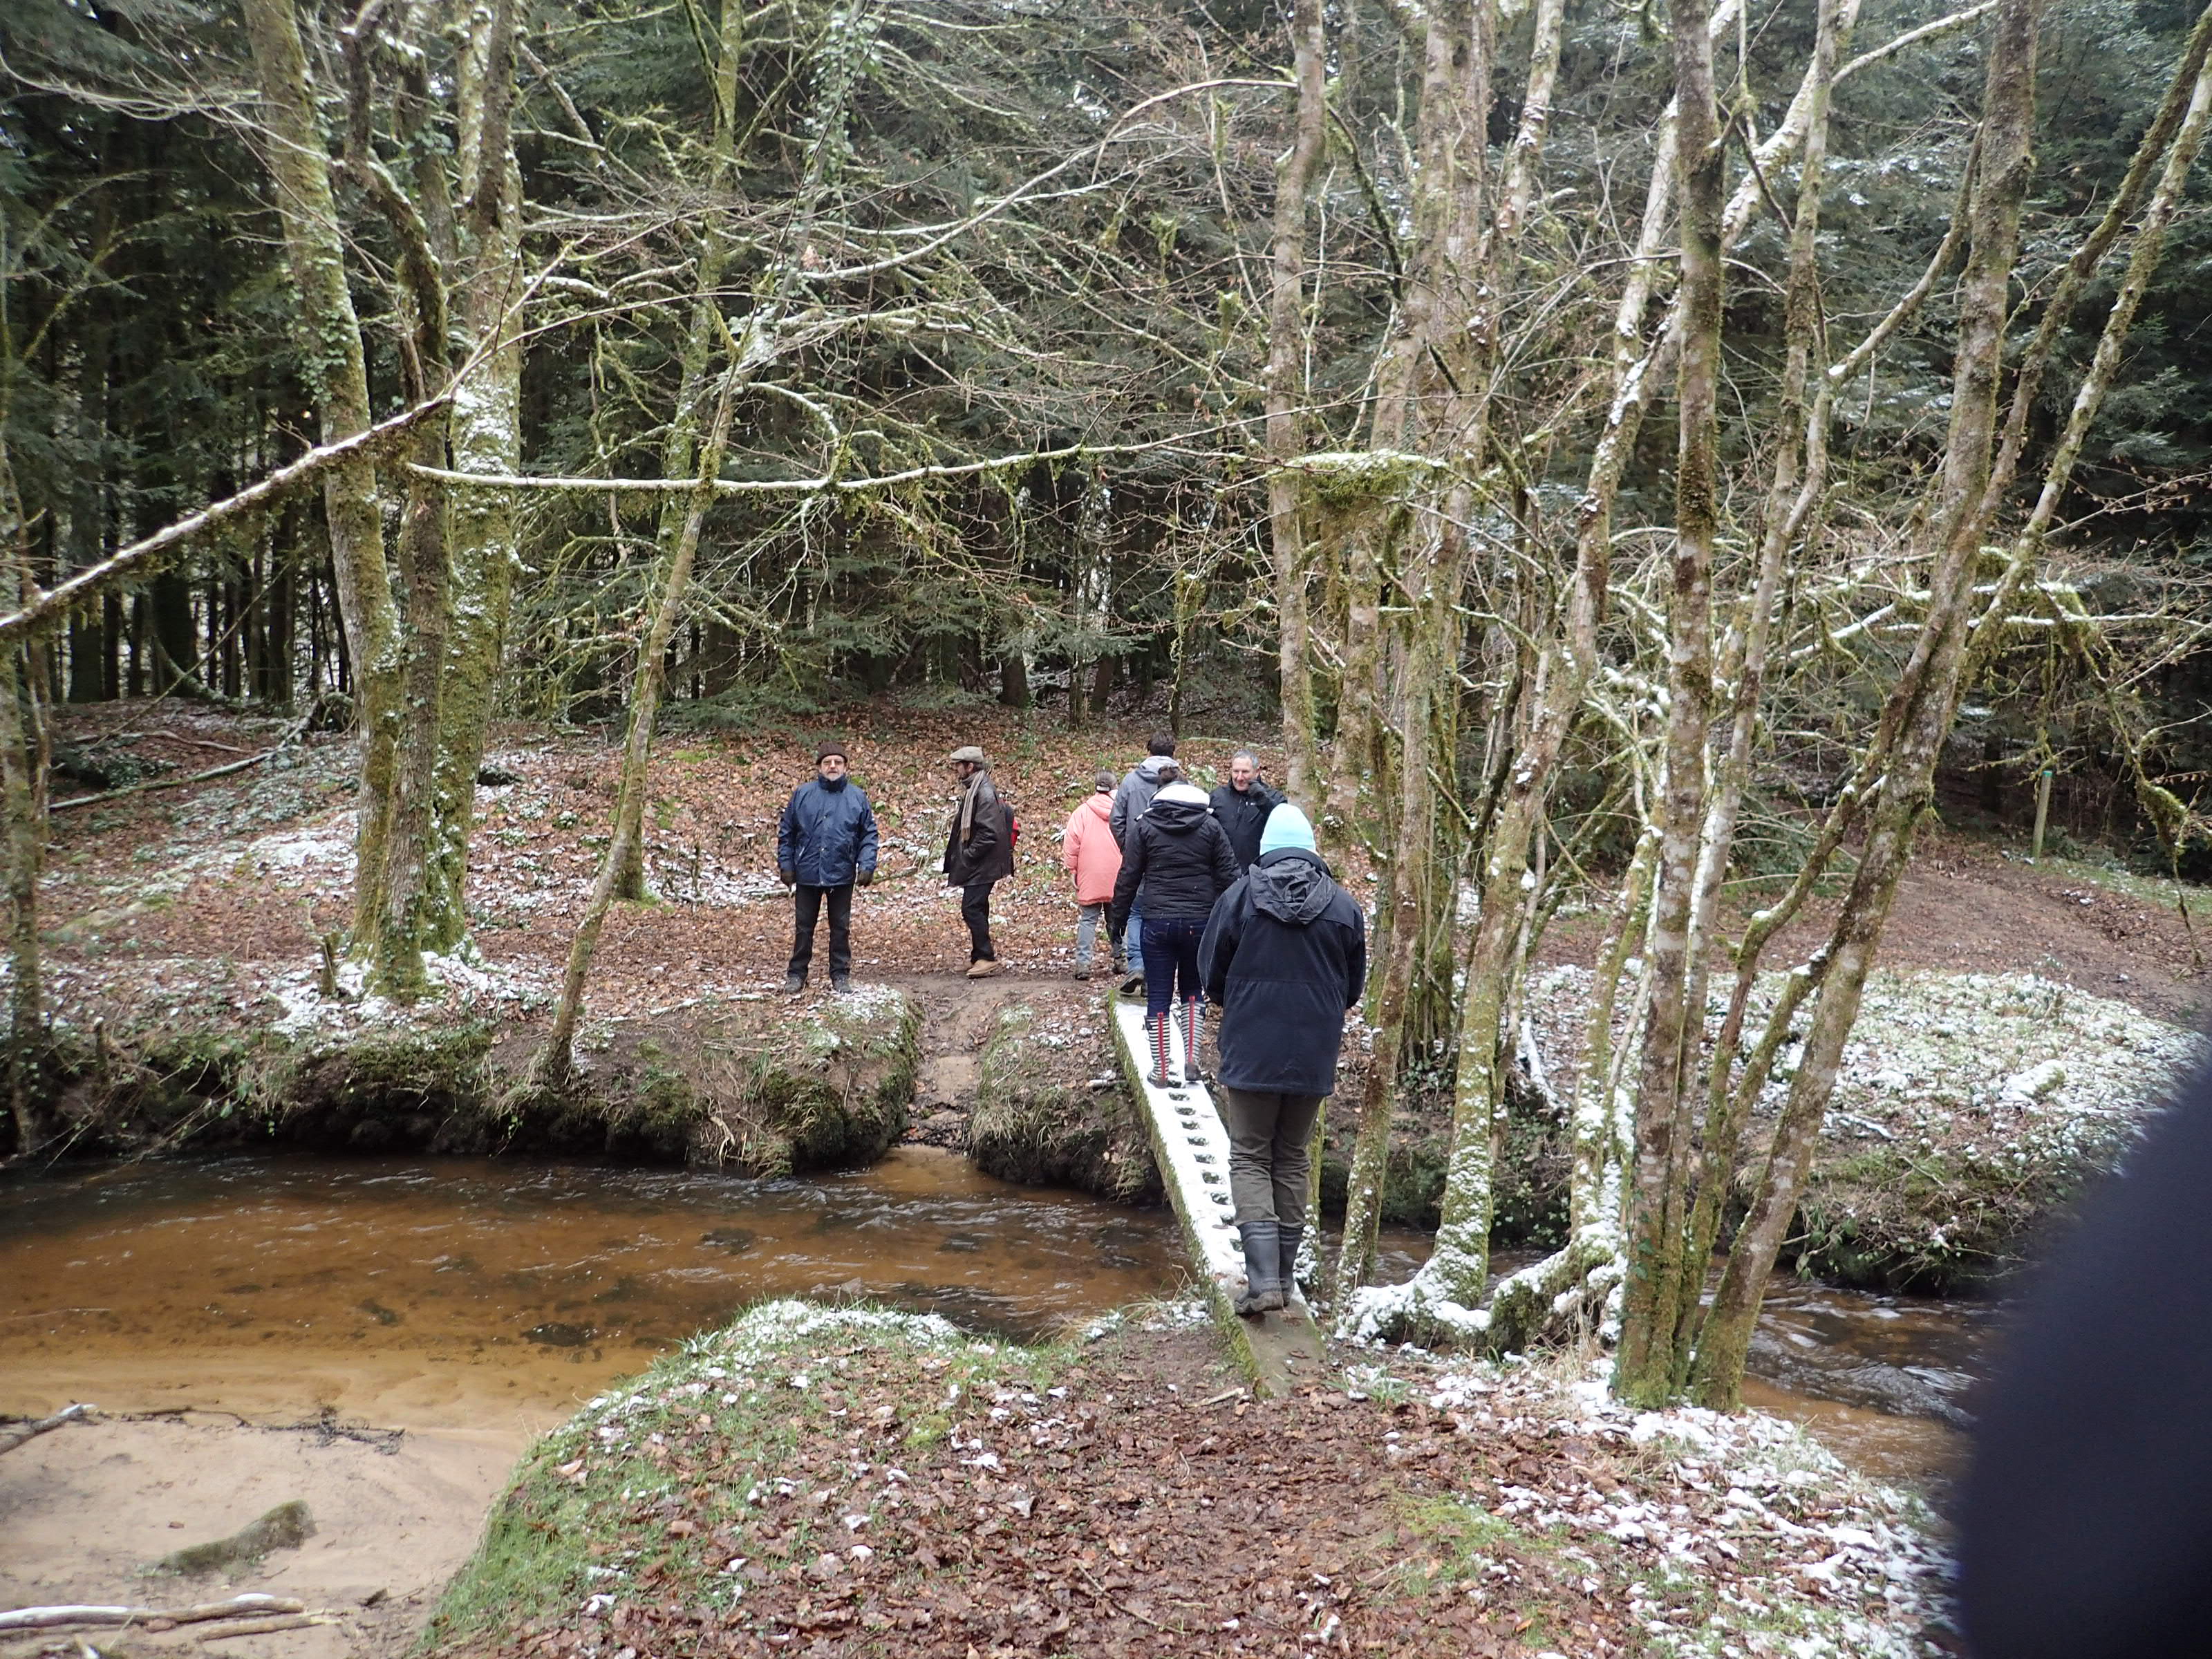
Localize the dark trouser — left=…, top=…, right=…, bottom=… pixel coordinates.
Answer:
left=788, top=883, right=854, bottom=980
left=1219, top=1086, right=1324, bottom=1228
left=1141, top=916, right=1205, bottom=1021
left=961, top=879, right=997, bottom=961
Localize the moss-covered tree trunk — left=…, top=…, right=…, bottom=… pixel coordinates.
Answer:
left=0, top=434, right=44, bottom=1155
left=536, top=369, right=742, bottom=1083
left=426, top=0, right=526, bottom=951
left=238, top=0, right=404, bottom=952
left=1266, top=0, right=1326, bottom=803
left=1687, top=0, right=2044, bottom=1409
left=1613, top=0, right=1727, bottom=1408
left=613, top=0, right=748, bottom=903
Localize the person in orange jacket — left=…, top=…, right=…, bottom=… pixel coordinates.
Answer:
left=1060, top=770, right=1125, bottom=981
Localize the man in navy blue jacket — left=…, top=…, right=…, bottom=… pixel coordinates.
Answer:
left=777, top=742, right=878, bottom=994
left=1199, top=802, right=1365, bottom=1316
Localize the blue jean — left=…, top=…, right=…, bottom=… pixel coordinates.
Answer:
left=1142, top=916, right=1205, bottom=1021
left=1126, top=903, right=1145, bottom=973
left=1076, top=902, right=1106, bottom=968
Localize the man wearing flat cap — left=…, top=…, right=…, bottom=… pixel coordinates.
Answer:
left=776, top=741, right=877, bottom=994
left=944, top=744, right=1015, bottom=977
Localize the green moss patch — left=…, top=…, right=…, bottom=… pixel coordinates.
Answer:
left=37, top=985, right=919, bottom=1176
left=1316, top=1060, right=1568, bottom=1247
left=967, top=997, right=1158, bottom=1203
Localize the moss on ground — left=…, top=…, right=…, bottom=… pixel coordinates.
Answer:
left=154, top=1499, right=316, bottom=1577
left=1315, top=1062, right=1568, bottom=1248
left=966, top=998, right=1159, bottom=1204
left=35, top=986, right=919, bottom=1176
left=1754, top=969, right=2200, bottom=1290
left=425, top=1302, right=1948, bottom=1659
left=423, top=1302, right=1060, bottom=1655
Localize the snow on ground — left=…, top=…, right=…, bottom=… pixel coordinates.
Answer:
left=1367, top=1348, right=1951, bottom=1658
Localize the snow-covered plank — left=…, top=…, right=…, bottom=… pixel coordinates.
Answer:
left=1108, top=995, right=1325, bottom=1396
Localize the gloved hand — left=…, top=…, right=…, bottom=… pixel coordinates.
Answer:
left=856, top=869, right=874, bottom=887
left=778, top=868, right=796, bottom=888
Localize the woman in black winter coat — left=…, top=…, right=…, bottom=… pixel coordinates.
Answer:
left=1108, top=782, right=1240, bottom=1086
left=1197, top=801, right=1365, bottom=1316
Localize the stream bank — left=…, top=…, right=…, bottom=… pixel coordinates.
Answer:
left=425, top=1302, right=1951, bottom=1659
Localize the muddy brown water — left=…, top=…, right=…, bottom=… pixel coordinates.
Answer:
left=0, top=1150, right=1978, bottom=1482
left=0, top=1147, right=1175, bottom=1434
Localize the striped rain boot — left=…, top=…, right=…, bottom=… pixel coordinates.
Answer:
left=1147, top=1014, right=1174, bottom=1087
left=1182, top=998, right=1205, bottom=1082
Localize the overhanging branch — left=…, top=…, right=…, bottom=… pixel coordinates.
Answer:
left=0, top=397, right=451, bottom=648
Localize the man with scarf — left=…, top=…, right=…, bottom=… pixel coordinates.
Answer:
left=944, top=745, right=1015, bottom=977
left=776, top=741, right=879, bottom=994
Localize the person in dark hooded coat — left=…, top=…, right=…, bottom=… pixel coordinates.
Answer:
left=1108, top=780, right=1239, bottom=1088
left=1198, top=802, right=1365, bottom=1316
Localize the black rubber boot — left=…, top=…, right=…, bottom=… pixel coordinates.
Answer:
left=1235, top=1220, right=1282, bottom=1317
left=1275, top=1224, right=1304, bottom=1310
left=1182, top=998, right=1205, bottom=1082
left=1147, top=1015, right=1174, bottom=1088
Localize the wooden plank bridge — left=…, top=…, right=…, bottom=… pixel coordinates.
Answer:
left=1108, top=994, right=1329, bottom=1396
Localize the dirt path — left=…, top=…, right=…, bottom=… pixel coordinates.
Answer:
left=0, top=1416, right=523, bottom=1659
left=894, top=970, right=1087, bottom=1145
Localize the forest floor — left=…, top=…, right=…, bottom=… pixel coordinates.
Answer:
left=8, top=699, right=2205, bottom=1658
left=425, top=1302, right=1950, bottom=1659
left=35, top=699, right=2210, bottom=1026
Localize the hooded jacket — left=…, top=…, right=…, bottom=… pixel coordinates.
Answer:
left=1108, top=785, right=1240, bottom=932
left=944, top=768, right=1016, bottom=886
left=1109, top=755, right=1177, bottom=851
left=1199, top=847, right=1367, bottom=1097
left=778, top=774, right=879, bottom=888
left=1208, top=778, right=1285, bottom=872
left=1061, top=792, right=1122, bottom=906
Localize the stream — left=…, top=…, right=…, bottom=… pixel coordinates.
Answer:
left=0, top=1149, right=1979, bottom=1483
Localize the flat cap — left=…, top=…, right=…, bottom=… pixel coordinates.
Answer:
left=947, top=744, right=987, bottom=765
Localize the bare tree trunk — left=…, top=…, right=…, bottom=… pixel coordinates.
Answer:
left=1613, top=0, right=1725, bottom=1407
left=0, top=441, right=43, bottom=1155
left=534, top=371, right=742, bottom=1085
left=1266, top=0, right=1326, bottom=802
left=1689, top=0, right=2045, bottom=1409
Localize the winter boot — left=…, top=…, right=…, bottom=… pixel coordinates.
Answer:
left=1235, top=1220, right=1282, bottom=1317
left=1147, top=1015, right=1175, bottom=1088
left=1275, top=1224, right=1305, bottom=1309
left=831, top=973, right=853, bottom=995
left=781, top=973, right=806, bottom=995
left=1182, top=998, right=1206, bottom=1082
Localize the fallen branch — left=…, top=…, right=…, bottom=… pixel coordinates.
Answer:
left=0, top=1595, right=302, bottom=1634
left=0, top=396, right=449, bottom=648
left=50, top=716, right=311, bottom=813
left=0, top=1401, right=94, bottom=1456
left=196, top=1612, right=331, bottom=1640
left=50, top=748, right=277, bottom=812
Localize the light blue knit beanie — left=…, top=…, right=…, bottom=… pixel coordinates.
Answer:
left=1258, top=802, right=1317, bottom=856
